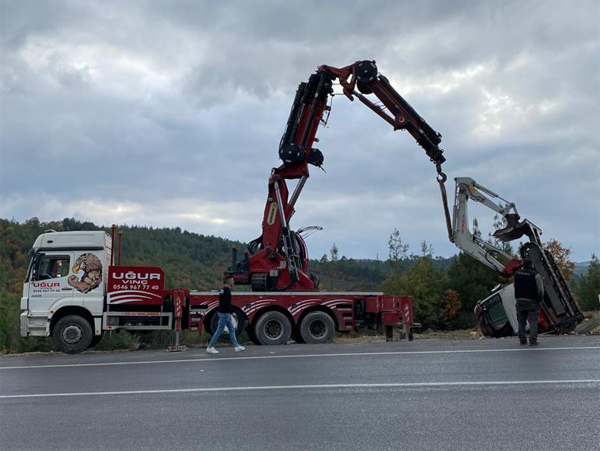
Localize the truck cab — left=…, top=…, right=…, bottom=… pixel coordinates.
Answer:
left=20, top=230, right=111, bottom=350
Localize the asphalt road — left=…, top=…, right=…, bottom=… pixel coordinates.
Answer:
left=1, top=335, right=599, bottom=451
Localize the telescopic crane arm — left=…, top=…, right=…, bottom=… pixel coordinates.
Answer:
left=318, top=60, right=446, bottom=172
left=229, top=60, right=448, bottom=291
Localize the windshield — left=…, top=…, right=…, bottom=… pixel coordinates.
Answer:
left=485, top=293, right=509, bottom=329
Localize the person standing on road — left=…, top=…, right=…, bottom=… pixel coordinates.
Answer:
left=514, top=258, right=545, bottom=346
left=207, top=276, right=245, bottom=354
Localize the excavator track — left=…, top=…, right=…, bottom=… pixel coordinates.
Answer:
left=521, top=242, right=583, bottom=332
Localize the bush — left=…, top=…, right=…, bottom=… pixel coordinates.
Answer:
left=93, top=331, right=140, bottom=351
left=0, top=292, right=55, bottom=353
left=446, top=312, right=478, bottom=330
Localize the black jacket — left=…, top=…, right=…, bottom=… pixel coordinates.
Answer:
left=218, top=286, right=233, bottom=313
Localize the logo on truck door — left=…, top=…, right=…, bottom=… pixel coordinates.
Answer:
left=68, top=253, right=102, bottom=293
left=107, top=266, right=165, bottom=305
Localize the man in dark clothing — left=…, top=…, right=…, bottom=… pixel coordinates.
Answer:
left=514, top=258, right=545, bottom=346
left=206, top=276, right=245, bottom=354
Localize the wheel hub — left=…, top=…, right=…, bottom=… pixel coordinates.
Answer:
left=309, top=320, right=326, bottom=339
left=265, top=320, right=283, bottom=340
left=62, top=325, right=83, bottom=344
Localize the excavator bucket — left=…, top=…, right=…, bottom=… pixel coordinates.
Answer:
left=492, top=214, right=526, bottom=242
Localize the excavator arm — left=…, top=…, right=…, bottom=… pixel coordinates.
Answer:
left=451, top=177, right=534, bottom=275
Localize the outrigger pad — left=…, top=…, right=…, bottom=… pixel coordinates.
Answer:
left=493, top=214, right=525, bottom=242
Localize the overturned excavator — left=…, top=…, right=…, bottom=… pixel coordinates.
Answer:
left=447, top=177, right=583, bottom=337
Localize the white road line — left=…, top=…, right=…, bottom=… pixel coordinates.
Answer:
left=1, top=346, right=599, bottom=371
left=1, top=380, right=599, bottom=399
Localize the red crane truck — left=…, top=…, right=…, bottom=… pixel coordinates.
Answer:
left=20, top=60, right=449, bottom=354
left=20, top=228, right=413, bottom=354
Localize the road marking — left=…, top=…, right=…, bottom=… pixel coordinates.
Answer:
left=1, top=346, right=599, bottom=370
left=1, top=380, right=598, bottom=399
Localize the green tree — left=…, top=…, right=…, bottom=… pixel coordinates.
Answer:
left=383, top=258, right=448, bottom=328
left=420, top=240, right=433, bottom=258
left=447, top=252, right=500, bottom=315
left=330, top=243, right=339, bottom=262
left=387, top=228, right=409, bottom=273
left=575, top=254, right=600, bottom=311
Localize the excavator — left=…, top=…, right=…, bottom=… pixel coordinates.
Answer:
left=450, top=177, right=583, bottom=337
left=227, top=59, right=582, bottom=336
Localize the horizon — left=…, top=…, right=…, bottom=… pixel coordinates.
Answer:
left=3, top=216, right=595, bottom=265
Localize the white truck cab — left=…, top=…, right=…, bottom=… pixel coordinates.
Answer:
left=20, top=230, right=111, bottom=350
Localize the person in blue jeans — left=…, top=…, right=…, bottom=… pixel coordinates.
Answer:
left=207, top=276, right=245, bottom=354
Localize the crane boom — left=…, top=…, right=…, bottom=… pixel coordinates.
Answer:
left=228, top=60, right=447, bottom=291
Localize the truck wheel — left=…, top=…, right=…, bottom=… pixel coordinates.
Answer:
left=52, top=315, right=93, bottom=354
left=209, top=309, right=247, bottom=342
left=254, top=311, right=292, bottom=345
left=300, top=311, right=335, bottom=344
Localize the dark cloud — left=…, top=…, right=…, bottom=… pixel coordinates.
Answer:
left=1, top=0, right=598, bottom=261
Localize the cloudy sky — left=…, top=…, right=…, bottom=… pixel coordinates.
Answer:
left=1, top=0, right=599, bottom=262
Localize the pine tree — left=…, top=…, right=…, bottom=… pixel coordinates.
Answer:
left=387, top=228, right=409, bottom=273
left=383, top=258, right=448, bottom=328
left=575, top=254, right=600, bottom=311
left=330, top=243, right=339, bottom=262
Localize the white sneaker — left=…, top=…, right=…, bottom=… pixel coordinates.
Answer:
left=234, top=345, right=246, bottom=352
left=206, top=347, right=219, bottom=354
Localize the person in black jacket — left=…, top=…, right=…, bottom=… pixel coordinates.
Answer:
left=206, top=276, right=245, bottom=354
left=514, top=258, right=545, bottom=346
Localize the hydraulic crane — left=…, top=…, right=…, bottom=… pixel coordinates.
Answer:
left=227, top=60, right=447, bottom=291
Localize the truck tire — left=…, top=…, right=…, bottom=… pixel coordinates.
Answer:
left=254, top=311, right=292, bottom=345
left=209, top=309, right=247, bottom=342
left=52, top=315, right=93, bottom=354
left=300, top=311, right=335, bottom=344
